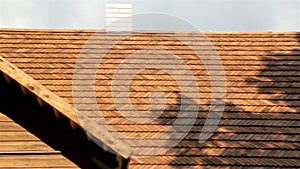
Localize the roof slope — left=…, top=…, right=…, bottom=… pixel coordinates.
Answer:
left=0, top=29, right=300, bottom=168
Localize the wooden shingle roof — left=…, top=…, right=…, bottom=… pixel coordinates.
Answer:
left=0, top=28, right=300, bottom=168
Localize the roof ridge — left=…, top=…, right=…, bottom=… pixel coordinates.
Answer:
left=0, top=28, right=299, bottom=34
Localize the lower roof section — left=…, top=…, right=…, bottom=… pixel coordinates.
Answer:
left=0, top=112, right=79, bottom=168
left=0, top=76, right=98, bottom=168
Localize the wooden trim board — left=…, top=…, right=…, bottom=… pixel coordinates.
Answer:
left=0, top=55, right=132, bottom=159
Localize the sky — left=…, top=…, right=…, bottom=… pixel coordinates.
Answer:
left=0, top=0, right=299, bottom=31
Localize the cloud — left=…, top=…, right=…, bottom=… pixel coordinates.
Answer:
left=0, top=0, right=106, bottom=29
left=0, top=0, right=299, bottom=31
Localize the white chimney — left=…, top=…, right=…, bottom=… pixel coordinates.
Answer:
left=105, top=4, right=133, bottom=32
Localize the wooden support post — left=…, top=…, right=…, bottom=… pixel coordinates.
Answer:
left=86, top=133, right=92, bottom=141
left=53, top=109, right=62, bottom=119
left=103, top=144, right=109, bottom=153
left=3, top=74, right=14, bottom=84
left=70, top=120, right=81, bottom=130
left=20, top=86, right=30, bottom=96
left=37, top=96, right=48, bottom=107
left=90, top=156, right=112, bottom=169
left=117, top=155, right=129, bottom=169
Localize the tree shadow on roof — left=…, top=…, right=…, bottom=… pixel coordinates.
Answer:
left=246, top=34, right=300, bottom=112
left=136, top=34, right=300, bottom=168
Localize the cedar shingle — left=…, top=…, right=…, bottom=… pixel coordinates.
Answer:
left=0, top=29, right=299, bottom=168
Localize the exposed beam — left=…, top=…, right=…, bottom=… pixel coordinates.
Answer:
left=0, top=56, right=132, bottom=159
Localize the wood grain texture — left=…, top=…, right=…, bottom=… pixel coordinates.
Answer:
left=0, top=113, right=79, bottom=168
left=0, top=28, right=299, bottom=168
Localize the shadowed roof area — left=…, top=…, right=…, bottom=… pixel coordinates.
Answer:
left=0, top=72, right=97, bottom=168
left=0, top=28, right=300, bottom=168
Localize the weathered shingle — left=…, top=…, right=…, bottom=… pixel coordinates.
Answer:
left=0, top=29, right=299, bottom=168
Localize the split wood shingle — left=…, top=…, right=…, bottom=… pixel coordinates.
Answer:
left=0, top=28, right=299, bottom=168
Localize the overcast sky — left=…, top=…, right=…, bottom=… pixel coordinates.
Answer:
left=0, top=0, right=299, bottom=31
